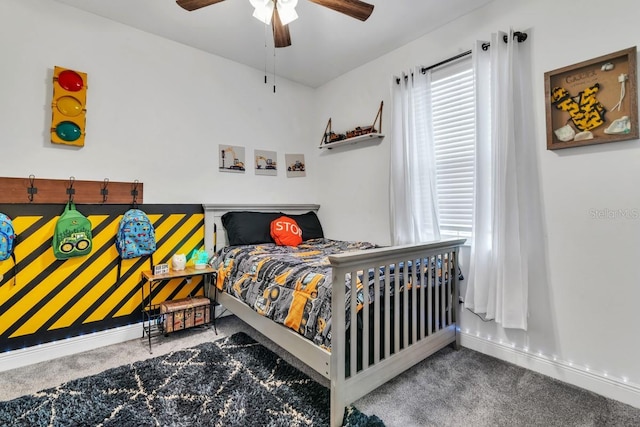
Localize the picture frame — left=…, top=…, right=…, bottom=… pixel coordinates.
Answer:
left=218, top=144, right=246, bottom=173
left=285, top=154, right=306, bottom=178
left=255, top=149, right=277, bottom=176
left=153, top=263, right=169, bottom=275
left=544, top=46, right=638, bottom=150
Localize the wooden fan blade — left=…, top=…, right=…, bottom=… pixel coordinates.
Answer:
left=272, top=8, right=292, bottom=48
left=176, top=0, right=226, bottom=12
left=307, top=0, right=374, bottom=21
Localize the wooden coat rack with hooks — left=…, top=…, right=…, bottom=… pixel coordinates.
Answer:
left=0, top=176, right=144, bottom=204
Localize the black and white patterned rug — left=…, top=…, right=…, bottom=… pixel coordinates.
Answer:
left=0, top=332, right=384, bottom=426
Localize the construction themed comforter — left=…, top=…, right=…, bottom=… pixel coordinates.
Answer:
left=210, top=238, right=458, bottom=350
left=210, top=239, right=377, bottom=349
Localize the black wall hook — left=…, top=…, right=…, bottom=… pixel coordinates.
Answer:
left=101, top=178, right=109, bottom=203
left=131, top=179, right=139, bottom=208
left=67, top=176, right=75, bottom=202
left=27, top=174, right=38, bottom=203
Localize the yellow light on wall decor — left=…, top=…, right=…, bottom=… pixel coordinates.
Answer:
left=51, top=66, right=87, bottom=147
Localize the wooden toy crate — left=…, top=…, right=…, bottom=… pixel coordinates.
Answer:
left=160, top=297, right=211, bottom=334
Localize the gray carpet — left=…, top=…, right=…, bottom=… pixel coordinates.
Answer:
left=354, top=345, right=640, bottom=427
left=0, top=332, right=382, bottom=427
left=1, top=315, right=639, bottom=426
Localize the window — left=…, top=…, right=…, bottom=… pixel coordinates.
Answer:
left=430, top=58, right=475, bottom=237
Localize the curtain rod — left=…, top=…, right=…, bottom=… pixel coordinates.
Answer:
left=421, top=31, right=527, bottom=74
left=395, top=31, right=528, bottom=84
left=421, top=49, right=471, bottom=74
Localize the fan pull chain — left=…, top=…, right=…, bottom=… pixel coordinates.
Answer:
left=273, top=43, right=277, bottom=93
left=264, top=21, right=268, bottom=85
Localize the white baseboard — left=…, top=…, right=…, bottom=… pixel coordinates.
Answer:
left=0, top=324, right=142, bottom=373
left=0, top=307, right=232, bottom=374
left=461, top=332, right=640, bottom=409
left=8, top=317, right=637, bottom=409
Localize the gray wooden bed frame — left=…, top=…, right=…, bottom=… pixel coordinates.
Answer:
left=203, top=204, right=465, bottom=427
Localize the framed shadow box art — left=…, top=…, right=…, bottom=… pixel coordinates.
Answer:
left=544, top=46, right=638, bottom=150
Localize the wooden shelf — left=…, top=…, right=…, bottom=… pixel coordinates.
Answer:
left=142, top=266, right=215, bottom=282
left=318, top=133, right=385, bottom=150
left=319, top=101, right=384, bottom=150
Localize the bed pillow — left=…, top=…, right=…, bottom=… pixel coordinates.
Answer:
left=270, top=216, right=303, bottom=247
left=221, top=211, right=281, bottom=246
left=282, top=211, right=324, bottom=240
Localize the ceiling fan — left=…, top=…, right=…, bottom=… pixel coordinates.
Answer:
left=176, top=0, right=375, bottom=48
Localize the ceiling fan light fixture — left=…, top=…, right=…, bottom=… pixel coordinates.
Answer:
left=250, top=0, right=298, bottom=26
left=277, top=0, right=298, bottom=25
left=178, top=0, right=374, bottom=48
left=250, top=0, right=274, bottom=25
left=249, top=0, right=271, bottom=8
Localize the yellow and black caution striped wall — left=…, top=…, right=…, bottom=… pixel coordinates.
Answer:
left=0, top=204, right=205, bottom=352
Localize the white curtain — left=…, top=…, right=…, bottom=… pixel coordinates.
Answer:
left=389, top=68, right=440, bottom=245
left=465, top=30, right=540, bottom=330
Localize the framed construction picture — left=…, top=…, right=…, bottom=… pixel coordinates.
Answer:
left=255, top=149, right=277, bottom=176
left=544, top=46, right=638, bottom=150
left=285, top=154, right=306, bottom=178
left=218, top=145, right=246, bottom=173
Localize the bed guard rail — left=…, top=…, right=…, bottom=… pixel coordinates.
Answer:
left=327, top=238, right=465, bottom=421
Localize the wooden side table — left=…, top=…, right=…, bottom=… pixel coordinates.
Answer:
left=140, top=266, right=216, bottom=353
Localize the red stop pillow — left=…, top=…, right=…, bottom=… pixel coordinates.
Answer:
left=270, top=216, right=303, bottom=247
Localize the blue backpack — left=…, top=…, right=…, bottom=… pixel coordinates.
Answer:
left=0, top=213, right=17, bottom=286
left=116, top=209, right=156, bottom=259
left=115, top=208, right=156, bottom=281
left=0, top=213, right=16, bottom=261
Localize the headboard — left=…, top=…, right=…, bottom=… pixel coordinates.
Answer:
left=202, top=204, right=321, bottom=256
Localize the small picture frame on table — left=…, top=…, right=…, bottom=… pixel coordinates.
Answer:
left=153, top=263, right=169, bottom=275
left=544, top=46, right=638, bottom=150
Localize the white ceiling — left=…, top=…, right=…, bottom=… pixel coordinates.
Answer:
left=52, top=0, right=495, bottom=88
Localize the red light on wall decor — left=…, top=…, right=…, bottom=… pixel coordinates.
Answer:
left=58, top=70, right=84, bottom=92
left=51, top=66, right=87, bottom=147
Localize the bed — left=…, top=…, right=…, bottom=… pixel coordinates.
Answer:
left=203, top=204, right=465, bottom=427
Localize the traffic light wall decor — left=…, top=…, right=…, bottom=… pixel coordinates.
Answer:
left=51, top=66, right=87, bottom=147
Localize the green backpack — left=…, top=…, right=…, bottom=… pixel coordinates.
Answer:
left=53, top=202, right=93, bottom=260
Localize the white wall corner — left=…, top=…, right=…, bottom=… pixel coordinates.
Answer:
left=461, top=332, right=640, bottom=410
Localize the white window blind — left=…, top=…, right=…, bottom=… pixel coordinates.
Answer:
left=431, top=58, right=475, bottom=237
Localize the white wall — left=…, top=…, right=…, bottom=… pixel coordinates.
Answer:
left=0, top=0, right=317, bottom=205
left=3, top=0, right=640, bottom=409
left=313, top=0, right=640, bottom=408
